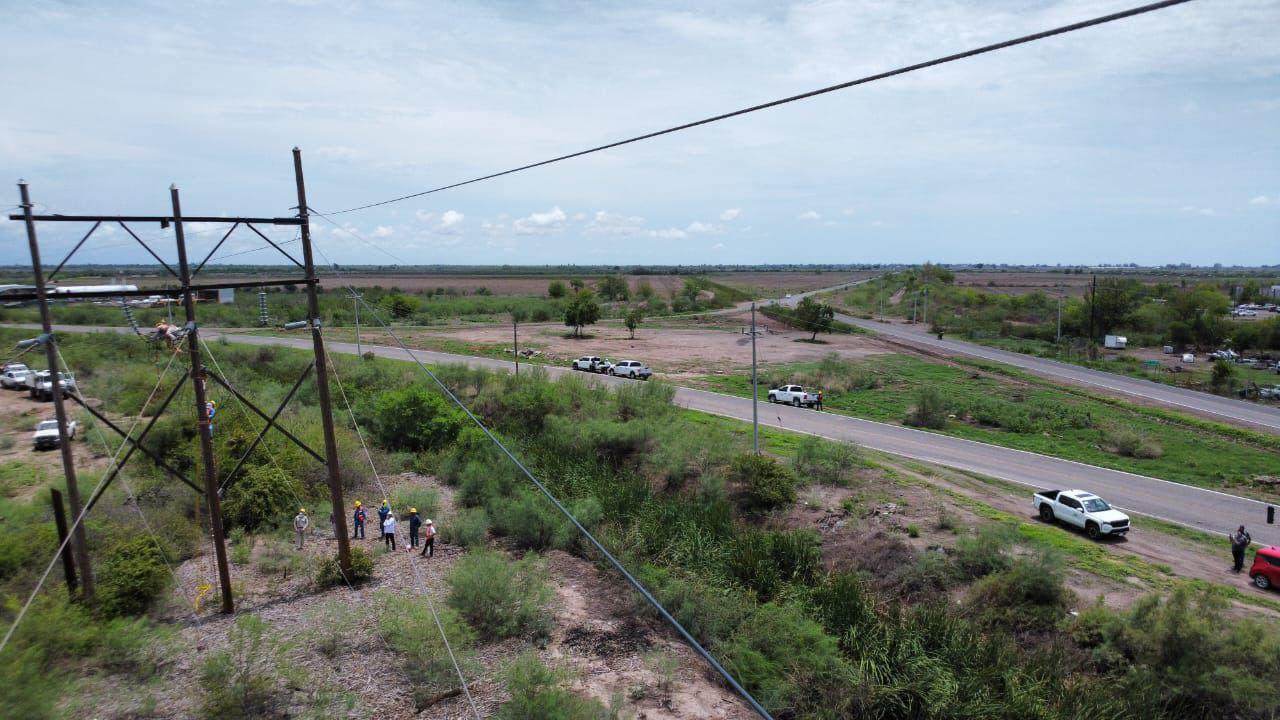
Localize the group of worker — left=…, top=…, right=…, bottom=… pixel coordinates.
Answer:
left=290, top=499, right=438, bottom=557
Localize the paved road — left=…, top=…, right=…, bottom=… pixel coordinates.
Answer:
left=777, top=284, right=1280, bottom=434
left=25, top=323, right=1280, bottom=545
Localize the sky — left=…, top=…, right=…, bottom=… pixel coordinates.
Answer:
left=1, top=0, right=1278, bottom=267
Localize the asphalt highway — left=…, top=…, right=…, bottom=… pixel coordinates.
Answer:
left=777, top=284, right=1280, bottom=433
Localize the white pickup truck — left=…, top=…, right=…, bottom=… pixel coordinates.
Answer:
left=767, top=384, right=819, bottom=407
left=1033, top=489, right=1130, bottom=539
left=1, top=364, right=31, bottom=389
left=611, top=360, right=652, bottom=380
left=571, top=356, right=613, bottom=373
left=33, top=418, right=77, bottom=450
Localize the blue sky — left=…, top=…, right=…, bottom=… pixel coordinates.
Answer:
left=2, top=0, right=1278, bottom=267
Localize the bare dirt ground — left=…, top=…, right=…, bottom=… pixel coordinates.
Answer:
left=709, top=271, right=874, bottom=297
left=383, top=306, right=896, bottom=376
left=65, top=472, right=752, bottom=719
left=0, top=386, right=109, bottom=500
left=951, top=271, right=1186, bottom=298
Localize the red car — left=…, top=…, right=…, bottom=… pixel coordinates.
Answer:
left=1249, top=546, right=1280, bottom=590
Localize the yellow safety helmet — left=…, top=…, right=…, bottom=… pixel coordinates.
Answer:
left=299, top=508, right=306, bottom=513
left=409, top=507, right=417, bottom=514
left=355, top=500, right=362, bottom=507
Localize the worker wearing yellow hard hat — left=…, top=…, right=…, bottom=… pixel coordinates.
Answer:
left=293, top=507, right=310, bottom=549
left=352, top=501, right=367, bottom=540
left=408, top=507, right=423, bottom=550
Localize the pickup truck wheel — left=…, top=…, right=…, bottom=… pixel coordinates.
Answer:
left=792, top=398, right=801, bottom=407
left=1254, top=574, right=1271, bottom=590
left=1039, top=506, right=1055, bottom=523
left=1086, top=523, right=1101, bottom=540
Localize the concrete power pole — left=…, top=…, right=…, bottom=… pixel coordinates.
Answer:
left=751, top=302, right=759, bottom=455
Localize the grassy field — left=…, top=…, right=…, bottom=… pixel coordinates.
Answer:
left=699, top=353, right=1280, bottom=493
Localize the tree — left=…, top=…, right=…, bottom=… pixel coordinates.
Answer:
left=382, top=293, right=420, bottom=319
left=563, top=290, right=601, bottom=337
left=1084, top=279, right=1138, bottom=337
left=636, top=281, right=655, bottom=301
left=794, top=296, right=835, bottom=341
left=624, top=308, right=644, bottom=339
left=598, top=274, right=630, bottom=302
left=569, top=278, right=585, bottom=291
left=547, top=280, right=567, bottom=299
left=1210, top=358, right=1235, bottom=394
left=367, top=386, right=466, bottom=452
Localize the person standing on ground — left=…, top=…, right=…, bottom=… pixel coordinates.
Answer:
left=1230, top=525, right=1252, bottom=573
left=408, top=508, right=422, bottom=549
left=352, top=501, right=366, bottom=539
left=420, top=519, right=436, bottom=558
left=293, top=508, right=310, bottom=550
left=377, top=499, right=390, bottom=531
left=816, top=389, right=824, bottom=411
left=383, top=511, right=397, bottom=551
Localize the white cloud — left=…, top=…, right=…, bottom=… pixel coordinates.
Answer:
left=649, top=228, right=687, bottom=240
left=686, top=221, right=722, bottom=234
left=711, top=242, right=725, bottom=250
left=1179, top=205, right=1216, bottom=216
left=514, top=206, right=567, bottom=235
left=439, top=210, right=464, bottom=228
left=797, top=210, right=822, bottom=221
left=1250, top=195, right=1275, bottom=206
left=841, top=208, right=857, bottom=217
left=586, top=210, right=645, bottom=236
left=719, top=208, right=740, bottom=222
left=372, top=225, right=395, bottom=238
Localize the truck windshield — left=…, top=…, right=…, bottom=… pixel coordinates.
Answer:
left=37, top=421, right=58, bottom=431
left=1082, top=498, right=1111, bottom=512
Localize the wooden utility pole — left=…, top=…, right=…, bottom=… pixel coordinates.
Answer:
left=172, top=185, right=235, bottom=614
left=293, top=148, right=353, bottom=574
left=50, top=488, right=77, bottom=598
left=19, top=181, right=93, bottom=602
left=750, top=302, right=759, bottom=455
left=513, top=316, right=520, bottom=377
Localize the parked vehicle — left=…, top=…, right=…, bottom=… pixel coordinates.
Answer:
left=32, top=418, right=77, bottom=450
left=1032, top=489, right=1130, bottom=539
left=1258, top=386, right=1280, bottom=399
left=1250, top=547, right=1280, bottom=590
left=767, top=384, right=819, bottom=407
left=1104, top=335, right=1127, bottom=350
left=572, top=356, right=610, bottom=373
left=611, top=360, right=652, bottom=380
left=29, top=371, right=77, bottom=401
left=1, top=365, right=32, bottom=389
left=1182, top=353, right=1196, bottom=364
left=1209, top=349, right=1238, bottom=361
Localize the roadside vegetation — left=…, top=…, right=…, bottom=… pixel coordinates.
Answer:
left=702, top=352, right=1280, bottom=493
left=5, top=328, right=1280, bottom=718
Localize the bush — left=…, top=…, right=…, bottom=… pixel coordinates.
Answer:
left=953, top=524, right=1018, bottom=581
left=496, top=651, right=611, bottom=720
left=727, top=529, right=822, bottom=600
left=366, top=386, right=466, bottom=452
left=445, top=549, right=551, bottom=640
left=198, top=615, right=290, bottom=719
left=791, top=435, right=861, bottom=486
left=905, top=387, right=948, bottom=429
left=630, top=564, right=754, bottom=647
left=379, top=593, right=478, bottom=709
left=392, top=485, right=439, bottom=518
left=729, top=454, right=797, bottom=513
left=440, top=506, right=490, bottom=548
left=812, top=572, right=877, bottom=638
left=314, top=546, right=373, bottom=588
left=220, top=465, right=305, bottom=533
left=969, top=551, right=1072, bottom=631
left=97, top=536, right=171, bottom=618
left=257, top=537, right=306, bottom=581
left=1103, top=427, right=1164, bottom=459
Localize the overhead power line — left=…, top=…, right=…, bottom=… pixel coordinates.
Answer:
left=328, top=0, right=1193, bottom=215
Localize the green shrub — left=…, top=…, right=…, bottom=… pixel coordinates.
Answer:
left=496, top=651, right=611, bottom=720
left=727, top=529, right=822, bottom=600
left=366, top=386, right=466, bottom=452
left=257, top=537, right=305, bottom=581
left=969, top=552, right=1072, bottom=631
left=885, top=549, right=956, bottom=600
left=630, top=563, right=754, bottom=647
left=440, top=506, right=490, bottom=548
left=392, top=485, right=439, bottom=518
left=314, top=546, right=373, bottom=588
left=904, top=387, right=948, bottom=429
left=198, top=615, right=290, bottom=719
left=906, top=524, right=920, bottom=538
left=812, top=572, right=877, bottom=638
left=445, top=549, right=551, bottom=640
left=379, top=592, right=478, bottom=709
left=721, top=602, right=855, bottom=716
left=791, top=435, right=861, bottom=486
left=220, top=465, right=305, bottom=532
left=953, top=524, right=1017, bottom=581
left=1103, top=427, right=1164, bottom=459
left=97, top=536, right=171, bottom=618
left=729, top=453, right=797, bottom=513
